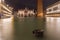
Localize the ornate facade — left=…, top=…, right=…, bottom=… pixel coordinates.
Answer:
left=17, top=8, right=35, bottom=17
left=0, top=0, right=13, bottom=18
left=46, top=1, right=60, bottom=16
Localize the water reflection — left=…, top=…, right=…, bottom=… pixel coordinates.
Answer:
left=0, top=17, right=14, bottom=40
left=45, top=17, right=60, bottom=40
left=2, top=16, right=60, bottom=40
left=14, top=17, right=45, bottom=40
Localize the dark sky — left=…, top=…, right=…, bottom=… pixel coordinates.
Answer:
left=5, top=0, right=37, bottom=10
left=43, top=0, right=59, bottom=9
left=5, top=0, right=59, bottom=10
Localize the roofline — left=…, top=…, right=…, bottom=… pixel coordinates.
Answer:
left=47, top=1, right=60, bottom=8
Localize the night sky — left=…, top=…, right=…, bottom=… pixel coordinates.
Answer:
left=5, top=0, right=59, bottom=10
left=43, top=0, right=59, bottom=9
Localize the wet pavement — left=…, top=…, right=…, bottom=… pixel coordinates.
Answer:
left=0, top=16, right=60, bottom=40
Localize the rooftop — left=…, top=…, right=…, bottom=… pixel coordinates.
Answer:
left=47, top=1, right=60, bottom=8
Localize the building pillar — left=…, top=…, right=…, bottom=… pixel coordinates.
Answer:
left=37, top=0, right=43, bottom=17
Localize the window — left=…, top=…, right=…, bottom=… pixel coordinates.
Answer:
left=48, top=9, right=52, bottom=12
left=53, top=7, right=58, bottom=11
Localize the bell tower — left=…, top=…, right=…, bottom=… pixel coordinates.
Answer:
left=37, top=0, right=43, bottom=17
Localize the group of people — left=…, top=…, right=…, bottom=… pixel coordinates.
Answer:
left=32, top=29, right=44, bottom=38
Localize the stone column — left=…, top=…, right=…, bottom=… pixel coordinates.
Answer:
left=37, top=0, right=43, bottom=17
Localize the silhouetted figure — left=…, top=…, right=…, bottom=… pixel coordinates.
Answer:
left=32, top=29, right=44, bottom=38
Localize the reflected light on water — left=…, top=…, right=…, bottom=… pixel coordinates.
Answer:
left=45, top=17, right=60, bottom=40
left=2, top=17, right=13, bottom=22
left=0, top=17, right=14, bottom=40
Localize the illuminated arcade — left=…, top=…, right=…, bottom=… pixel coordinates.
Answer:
left=0, top=0, right=13, bottom=18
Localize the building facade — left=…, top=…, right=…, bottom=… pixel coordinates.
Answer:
left=0, top=0, right=13, bottom=18
left=17, top=8, right=35, bottom=17
left=46, top=1, right=60, bottom=16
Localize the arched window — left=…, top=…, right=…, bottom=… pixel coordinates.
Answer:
left=53, top=7, right=58, bottom=11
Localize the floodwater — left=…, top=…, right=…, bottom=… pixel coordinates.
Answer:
left=0, top=16, right=60, bottom=40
